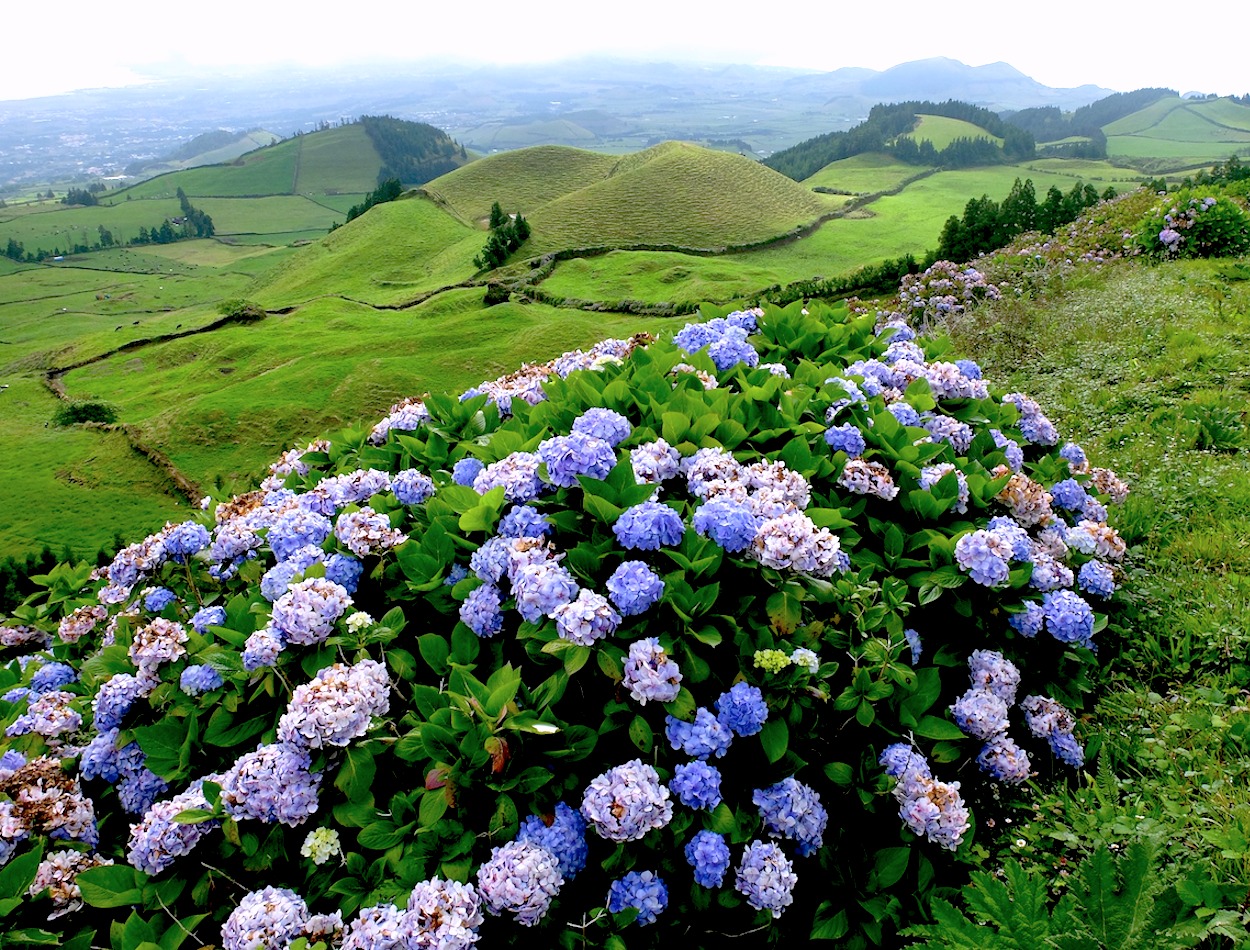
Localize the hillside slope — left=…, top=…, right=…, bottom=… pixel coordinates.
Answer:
left=1104, top=96, right=1250, bottom=161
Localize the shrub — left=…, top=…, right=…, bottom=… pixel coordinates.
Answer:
left=51, top=401, right=117, bottom=426
left=0, top=302, right=1129, bottom=948
left=1133, top=192, right=1250, bottom=259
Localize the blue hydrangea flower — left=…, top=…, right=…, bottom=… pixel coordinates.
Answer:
left=734, top=840, right=798, bottom=918
left=181, top=665, right=224, bottom=695
left=266, top=510, right=332, bottom=563
left=80, top=728, right=123, bottom=782
left=538, top=432, right=617, bottom=488
left=950, top=688, right=1010, bottom=739
left=324, top=554, right=363, bottom=594
left=144, top=587, right=177, bottom=613
left=977, top=736, right=1032, bottom=784
left=955, top=529, right=1012, bottom=587
left=607, top=870, right=668, bottom=926
left=1042, top=590, right=1095, bottom=647
left=242, top=626, right=286, bottom=671
left=904, top=628, right=922, bottom=665
left=1078, top=560, right=1116, bottom=598
left=685, top=830, right=732, bottom=888
left=118, top=765, right=170, bottom=815
left=1022, top=695, right=1084, bottom=768
left=1009, top=601, right=1046, bottom=638
left=164, top=521, right=211, bottom=562
left=392, top=469, right=436, bottom=505
left=613, top=501, right=685, bottom=551
left=665, top=708, right=732, bottom=759
left=955, top=358, right=982, bottom=379
left=499, top=505, right=551, bottom=539
left=30, top=662, right=77, bottom=694
left=824, top=423, right=866, bottom=458
left=692, top=499, right=761, bottom=553
left=460, top=584, right=504, bottom=638
left=1049, top=478, right=1089, bottom=512
left=715, top=682, right=768, bottom=737
left=191, top=605, right=227, bottom=633
left=93, top=672, right=150, bottom=730
left=707, top=327, right=760, bottom=371
left=669, top=761, right=722, bottom=810
left=473, top=452, right=546, bottom=504
left=753, top=777, right=828, bottom=856
left=605, top=561, right=665, bottom=616
left=517, top=802, right=588, bottom=880
left=887, top=402, right=922, bottom=427
left=452, top=458, right=485, bottom=487
left=1060, top=442, right=1088, bottom=470
left=571, top=408, right=632, bottom=447
left=221, top=742, right=323, bottom=827
left=470, top=536, right=512, bottom=584
left=444, top=564, right=469, bottom=586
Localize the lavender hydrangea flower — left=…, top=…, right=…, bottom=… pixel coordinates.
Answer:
left=118, top=765, right=170, bottom=816
left=950, top=689, right=1010, bottom=739
left=473, top=452, right=545, bottom=503
left=325, top=554, right=363, bottom=594
left=180, top=664, right=224, bottom=695
left=707, top=326, right=760, bottom=371
left=607, top=870, right=668, bottom=926
left=163, top=521, right=211, bottom=562
left=968, top=650, right=1021, bottom=704
left=977, top=736, right=1032, bottom=784
left=734, top=840, right=798, bottom=918
left=665, top=708, right=732, bottom=759
left=516, top=802, right=588, bottom=880
left=499, top=505, right=551, bottom=539
left=551, top=589, right=621, bottom=645
left=30, top=662, right=77, bottom=694
left=93, top=672, right=151, bottom=731
left=127, top=778, right=221, bottom=876
left=685, top=830, right=731, bottom=888
left=630, top=439, right=681, bottom=484
left=571, top=408, right=632, bottom=446
left=1009, top=601, right=1046, bottom=638
left=904, top=628, right=923, bottom=665
left=613, top=501, right=684, bottom=551
left=476, top=840, right=563, bottom=926
left=622, top=638, right=682, bottom=704
left=392, top=469, right=437, bottom=505
left=692, top=498, right=761, bottom=553
left=242, top=625, right=286, bottom=671
left=605, top=561, right=665, bottom=616
left=991, top=429, right=1026, bottom=471
left=955, top=529, right=1012, bottom=587
left=888, top=402, right=922, bottom=427
left=753, top=777, right=827, bottom=856
left=271, top=577, right=352, bottom=646
left=881, top=747, right=970, bottom=851
left=266, top=509, right=332, bottom=563
left=1049, top=478, right=1089, bottom=513
left=400, top=878, right=484, bottom=948
left=261, top=546, right=325, bottom=602
left=512, top=562, right=579, bottom=624
left=277, top=659, right=390, bottom=750
left=538, top=432, right=617, bottom=488
left=460, top=584, right=504, bottom=638
left=1022, top=695, right=1084, bottom=768
left=580, top=759, right=673, bottom=841
left=334, top=507, right=406, bottom=558
left=751, top=512, right=847, bottom=577
left=669, top=761, right=723, bottom=810
left=220, top=742, right=322, bottom=826
left=716, top=682, right=769, bottom=737
left=221, top=886, right=309, bottom=950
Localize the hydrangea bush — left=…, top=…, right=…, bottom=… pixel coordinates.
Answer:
left=0, top=299, right=1129, bottom=948
left=1132, top=191, right=1250, bottom=259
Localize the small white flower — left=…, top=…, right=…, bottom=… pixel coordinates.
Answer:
left=345, top=611, right=374, bottom=633
left=300, top=827, right=342, bottom=865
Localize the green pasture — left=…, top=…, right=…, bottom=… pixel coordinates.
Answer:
left=0, top=375, right=189, bottom=557
left=290, top=125, right=384, bottom=195
left=525, top=143, right=836, bottom=252
left=0, top=198, right=185, bottom=255
left=252, top=195, right=481, bottom=308
left=111, top=148, right=299, bottom=200
left=1104, top=96, right=1250, bottom=163
left=196, top=195, right=345, bottom=236
left=135, top=239, right=294, bottom=271
left=1020, top=158, right=1145, bottom=184
left=61, top=292, right=666, bottom=491
left=423, top=146, right=618, bottom=224
left=802, top=152, right=927, bottom=194
left=538, top=250, right=786, bottom=306
left=904, top=114, right=1002, bottom=149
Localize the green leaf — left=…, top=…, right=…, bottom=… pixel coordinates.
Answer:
left=357, top=821, right=410, bottom=851
left=871, top=847, right=910, bottom=890
left=823, top=762, right=854, bottom=786
left=419, top=788, right=450, bottom=828
left=811, top=901, right=850, bottom=940
left=663, top=687, right=697, bottom=721
left=335, top=744, right=377, bottom=801
left=628, top=715, right=654, bottom=754
left=913, top=715, right=966, bottom=741
left=759, top=716, right=788, bottom=764
left=173, top=808, right=217, bottom=825
left=0, top=844, right=42, bottom=900
left=76, top=865, right=145, bottom=908
left=418, top=634, right=450, bottom=675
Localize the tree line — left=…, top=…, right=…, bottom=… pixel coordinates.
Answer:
left=1003, top=88, right=1177, bottom=159
left=764, top=99, right=1035, bottom=182
left=2, top=187, right=214, bottom=262
left=474, top=201, right=530, bottom=270
left=357, top=115, right=468, bottom=186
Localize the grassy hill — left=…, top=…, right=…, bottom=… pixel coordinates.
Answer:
left=524, top=142, right=836, bottom=251
left=1104, top=96, right=1250, bottom=162
left=127, top=129, right=282, bottom=177
left=802, top=153, right=929, bottom=194
left=902, top=114, right=1004, bottom=150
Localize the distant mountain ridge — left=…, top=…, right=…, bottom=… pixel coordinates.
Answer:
left=0, top=57, right=1117, bottom=185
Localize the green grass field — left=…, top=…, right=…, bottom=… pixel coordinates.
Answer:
left=252, top=195, right=482, bottom=308
left=61, top=292, right=666, bottom=491
left=802, top=152, right=927, bottom=194
left=903, top=114, right=1003, bottom=150
left=1104, top=96, right=1250, bottom=163
left=539, top=250, right=786, bottom=307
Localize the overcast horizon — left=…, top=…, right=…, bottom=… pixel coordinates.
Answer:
left=3, top=0, right=1248, bottom=105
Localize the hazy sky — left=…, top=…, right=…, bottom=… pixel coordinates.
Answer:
left=3, top=0, right=1246, bottom=102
